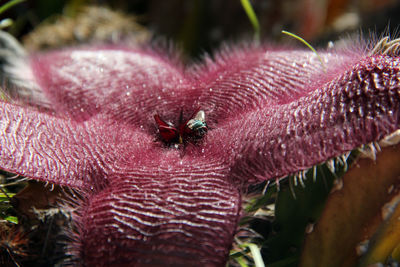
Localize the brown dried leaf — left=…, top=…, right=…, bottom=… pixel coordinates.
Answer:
left=11, top=181, right=64, bottom=220
left=300, top=143, right=400, bottom=267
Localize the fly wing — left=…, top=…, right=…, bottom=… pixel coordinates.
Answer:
left=154, top=114, right=179, bottom=142
left=193, top=110, right=205, bottom=122
left=183, top=109, right=207, bottom=139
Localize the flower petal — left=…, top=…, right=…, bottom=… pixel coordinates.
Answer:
left=195, top=46, right=363, bottom=124
left=73, top=166, right=240, bottom=266
left=29, top=47, right=195, bottom=126
left=207, top=54, right=400, bottom=184
left=0, top=101, right=150, bottom=189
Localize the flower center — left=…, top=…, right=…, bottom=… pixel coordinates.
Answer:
left=154, top=109, right=208, bottom=145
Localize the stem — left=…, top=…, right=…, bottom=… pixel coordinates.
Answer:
left=240, top=0, right=260, bottom=42
left=0, top=0, right=25, bottom=16
left=282, top=30, right=326, bottom=72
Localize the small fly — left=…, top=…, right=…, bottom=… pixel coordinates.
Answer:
left=154, top=109, right=208, bottom=145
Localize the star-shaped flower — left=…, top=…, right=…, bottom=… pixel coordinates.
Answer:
left=0, top=31, right=399, bottom=266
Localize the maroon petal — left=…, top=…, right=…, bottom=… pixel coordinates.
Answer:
left=204, top=54, right=400, bottom=184
left=74, top=162, right=240, bottom=266
left=0, top=101, right=151, bottom=189
left=194, top=46, right=363, bottom=123
left=29, top=47, right=195, bottom=126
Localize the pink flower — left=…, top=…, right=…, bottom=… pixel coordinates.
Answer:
left=0, top=32, right=399, bottom=265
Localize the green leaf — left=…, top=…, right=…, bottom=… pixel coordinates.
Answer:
left=4, top=215, right=18, bottom=224
left=240, top=0, right=260, bottom=41
left=0, top=0, right=25, bottom=16
left=265, top=158, right=351, bottom=266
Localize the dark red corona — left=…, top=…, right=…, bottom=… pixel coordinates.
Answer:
left=154, top=109, right=207, bottom=144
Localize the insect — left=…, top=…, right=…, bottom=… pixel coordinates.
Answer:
left=154, top=109, right=208, bottom=144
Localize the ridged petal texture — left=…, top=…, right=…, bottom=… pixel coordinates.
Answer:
left=0, top=41, right=399, bottom=266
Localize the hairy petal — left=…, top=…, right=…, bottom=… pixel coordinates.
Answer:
left=211, top=55, right=400, bottom=184
left=195, top=47, right=364, bottom=124
left=74, top=164, right=240, bottom=266
left=0, top=101, right=150, bottom=189
left=29, top=47, right=195, bottom=126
